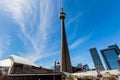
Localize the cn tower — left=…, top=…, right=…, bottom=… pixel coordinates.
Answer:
left=59, top=8, right=73, bottom=73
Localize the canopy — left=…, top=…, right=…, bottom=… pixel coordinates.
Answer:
left=0, top=58, right=12, bottom=67
left=0, top=55, right=38, bottom=67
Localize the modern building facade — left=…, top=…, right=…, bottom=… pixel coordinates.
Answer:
left=59, top=8, right=73, bottom=73
left=90, top=48, right=105, bottom=70
left=101, top=44, right=120, bottom=70
left=108, top=44, right=120, bottom=55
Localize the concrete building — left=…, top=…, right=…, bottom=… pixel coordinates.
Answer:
left=90, top=48, right=104, bottom=70
left=59, top=8, right=73, bottom=73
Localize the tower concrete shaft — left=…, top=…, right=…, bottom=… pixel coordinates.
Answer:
left=59, top=8, right=73, bottom=73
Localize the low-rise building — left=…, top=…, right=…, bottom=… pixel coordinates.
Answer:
left=0, top=55, right=64, bottom=80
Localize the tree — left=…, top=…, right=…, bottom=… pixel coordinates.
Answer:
left=83, top=64, right=89, bottom=71
left=77, top=63, right=82, bottom=68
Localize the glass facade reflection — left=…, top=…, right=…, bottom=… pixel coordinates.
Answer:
left=90, top=48, right=104, bottom=70
left=101, top=48, right=120, bottom=70
left=108, top=44, right=120, bottom=55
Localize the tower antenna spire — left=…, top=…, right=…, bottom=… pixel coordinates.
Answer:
left=59, top=0, right=73, bottom=73
left=60, top=0, right=63, bottom=12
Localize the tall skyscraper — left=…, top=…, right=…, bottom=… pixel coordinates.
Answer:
left=108, top=44, right=120, bottom=55
left=90, top=48, right=105, bottom=70
left=59, top=8, right=73, bottom=73
left=101, top=44, right=120, bottom=70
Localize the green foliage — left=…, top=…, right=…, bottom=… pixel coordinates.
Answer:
left=74, top=75, right=78, bottom=79
left=109, top=74, right=116, bottom=80
left=68, top=74, right=74, bottom=80
left=83, top=76, right=95, bottom=79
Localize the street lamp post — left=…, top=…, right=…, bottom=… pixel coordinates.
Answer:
left=54, top=59, right=60, bottom=80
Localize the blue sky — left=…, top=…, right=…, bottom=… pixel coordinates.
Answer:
left=0, top=0, right=120, bottom=69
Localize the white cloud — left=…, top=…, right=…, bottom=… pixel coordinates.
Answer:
left=0, top=35, right=11, bottom=56
left=69, top=37, right=86, bottom=49
left=69, top=32, right=93, bottom=49
left=0, top=0, right=61, bottom=63
left=66, top=13, right=83, bottom=27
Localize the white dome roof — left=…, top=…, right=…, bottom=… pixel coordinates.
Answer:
left=0, top=55, right=38, bottom=67
left=0, top=58, right=12, bottom=67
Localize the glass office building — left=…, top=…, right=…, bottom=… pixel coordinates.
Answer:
left=108, top=44, right=120, bottom=55
left=101, top=46, right=120, bottom=70
left=90, top=48, right=104, bottom=70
